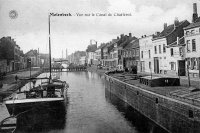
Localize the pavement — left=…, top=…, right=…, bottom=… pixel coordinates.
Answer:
left=0, top=69, right=41, bottom=99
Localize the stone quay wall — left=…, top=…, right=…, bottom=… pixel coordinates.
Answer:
left=105, top=74, right=200, bottom=133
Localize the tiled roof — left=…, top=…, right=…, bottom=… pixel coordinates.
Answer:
left=119, top=36, right=137, bottom=48
left=167, top=37, right=185, bottom=48
left=153, top=20, right=187, bottom=39
left=131, top=39, right=139, bottom=48
left=184, top=21, right=200, bottom=30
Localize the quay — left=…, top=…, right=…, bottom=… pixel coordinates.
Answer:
left=105, top=71, right=200, bottom=133
left=0, top=68, right=42, bottom=100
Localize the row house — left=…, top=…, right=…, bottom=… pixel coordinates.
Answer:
left=118, top=34, right=136, bottom=70
left=183, top=3, right=200, bottom=78
left=101, top=43, right=109, bottom=67
left=123, top=37, right=139, bottom=71
left=95, top=48, right=101, bottom=66
left=107, top=39, right=118, bottom=69
left=152, top=18, right=190, bottom=76
left=139, top=35, right=154, bottom=73
left=0, top=36, right=26, bottom=72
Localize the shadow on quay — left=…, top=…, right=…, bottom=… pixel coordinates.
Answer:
left=105, top=89, right=169, bottom=133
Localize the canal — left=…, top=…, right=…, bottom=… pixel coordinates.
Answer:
left=0, top=71, right=168, bottom=133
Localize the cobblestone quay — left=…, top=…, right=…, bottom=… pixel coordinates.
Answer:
left=105, top=72, right=200, bottom=133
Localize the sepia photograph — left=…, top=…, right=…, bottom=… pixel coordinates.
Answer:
left=0, top=0, right=200, bottom=133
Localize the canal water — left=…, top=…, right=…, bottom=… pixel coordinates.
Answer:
left=0, top=71, right=168, bottom=133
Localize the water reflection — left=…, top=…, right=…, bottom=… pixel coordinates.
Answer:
left=105, top=89, right=169, bottom=133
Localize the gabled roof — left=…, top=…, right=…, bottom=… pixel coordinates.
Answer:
left=119, top=36, right=137, bottom=48
left=124, top=38, right=138, bottom=49
left=131, top=39, right=139, bottom=49
left=153, top=20, right=188, bottom=40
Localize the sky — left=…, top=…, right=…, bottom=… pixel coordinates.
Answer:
left=0, top=0, right=199, bottom=58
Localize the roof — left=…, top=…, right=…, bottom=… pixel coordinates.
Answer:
left=153, top=20, right=187, bottom=39
left=166, top=36, right=185, bottom=48
left=184, top=21, right=200, bottom=30
left=131, top=39, right=139, bottom=49
left=119, top=36, right=137, bottom=48
left=124, top=38, right=138, bottom=49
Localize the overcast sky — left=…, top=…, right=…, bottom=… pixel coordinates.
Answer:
left=0, top=0, right=199, bottom=58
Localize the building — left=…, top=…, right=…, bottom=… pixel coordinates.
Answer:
left=107, top=40, right=118, bottom=69
left=79, top=56, right=86, bottom=65
left=0, top=36, right=25, bottom=72
left=184, top=3, right=200, bottom=78
left=152, top=18, right=190, bottom=75
left=139, top=35, right=154, bottom=73
left=101, top=43, right=109, bottom=67
left=86, top=44, right=97, bottom=65
left=25, top=49, right=40, bottom=67
left=95, top=48, right=102, bottom=66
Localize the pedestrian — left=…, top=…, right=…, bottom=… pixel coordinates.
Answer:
left=15, top=75, right=18, bottom=82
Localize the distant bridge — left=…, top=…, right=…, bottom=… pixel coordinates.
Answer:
left=43, top=66, right=87, bottom=72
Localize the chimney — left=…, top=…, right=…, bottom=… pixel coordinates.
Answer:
left=193, top=3, right=198, bottom=23
left=177, top=37, right=179, bottom=45
left=120, top=34, right=124, bottom=39
left=117, top=36, right=119, bottom=39
left=129, top=33, right=132, bottom=37
left=164, top=23, right=167, bottom=30
left=155, top=32, right=160, bottom=36
left=174, top=17, right=179, bottom=28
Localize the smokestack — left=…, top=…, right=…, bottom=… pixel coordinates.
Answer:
left=193, top=3, right=198, bottom=23
left=164, top=23, right=167, bottom=30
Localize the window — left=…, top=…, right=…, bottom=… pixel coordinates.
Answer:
left=192, top=39, right=196, bottom=52
left=186, top=40, right=191, bottom=52
left=186, top=31, right=190, bottom=35
left=187, top=58, right=191, bottom=69
left=170, top=48, right=174, bottom=56
left=191, top=58, right=198, bottom=70
left=136, top=49, right=139, bottom=56
left=170, top=62, right=176, bottom=70
left=132, top=49, right=135, bottom=57
left=191, top=30, right=195, bottom=34
left=159, top=45, right=161, bottom=53
left=148, top=50, right=151, bottom=58
left=141, top=51, right=143, bottom=58
left=163, top=44, right=166, bottom=53
left=154, top=46, right=157, bottom=54
left=149, top=62, right=151, bottom=69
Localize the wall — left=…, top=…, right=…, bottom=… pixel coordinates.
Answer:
left=105, top=75, right=200, bottom=133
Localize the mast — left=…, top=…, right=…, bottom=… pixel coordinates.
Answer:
left=48, top=14, right=52, bottom=80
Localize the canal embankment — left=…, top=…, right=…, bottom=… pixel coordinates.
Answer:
left=0, top=68, right=43, bottom=100
left=105, top=72, right=200, bottom=133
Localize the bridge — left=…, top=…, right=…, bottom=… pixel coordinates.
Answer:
left=43, top=66, right=87, bottom=72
